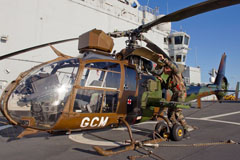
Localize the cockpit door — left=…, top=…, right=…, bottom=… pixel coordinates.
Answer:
left=122, top=66, right=138, bottom=123
left=73, top=61, right=121, bottom=114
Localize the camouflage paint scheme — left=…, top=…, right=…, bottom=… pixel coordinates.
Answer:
left=140, top=53, right=227, bottom=123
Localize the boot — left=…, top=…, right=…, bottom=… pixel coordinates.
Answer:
left=183, top=124, right=195, bottom=132
left=183, top=129, right=190, bottom=139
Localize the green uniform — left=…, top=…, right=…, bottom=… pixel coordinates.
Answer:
left=157, top=58, right=189, bottom=129
left=159, top=58, right=186, bottom=101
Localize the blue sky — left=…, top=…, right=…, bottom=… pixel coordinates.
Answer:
left=138, top=0, right=240, bottom=89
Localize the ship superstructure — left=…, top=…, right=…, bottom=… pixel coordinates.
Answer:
left=0, top=0, right=200, bottom=93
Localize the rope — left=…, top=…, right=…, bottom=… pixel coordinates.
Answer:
left=144, top=139, right=238, bottom=148
left=128, top=139, right=238, bottom=160
left=0, top=121, right=9, bottom=125
left=128, top=143, right=165, bottom=160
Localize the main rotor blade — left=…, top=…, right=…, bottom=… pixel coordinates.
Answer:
left=142, top=36, right=171, bottom=61
left=139, top=0, right=240, bottom=32
left=0, top=37, right=78, bottom=61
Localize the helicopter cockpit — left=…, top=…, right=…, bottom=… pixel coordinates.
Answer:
left=6, top=58, right=79, bottom=129
left=0, top=29, right=124, bottom=130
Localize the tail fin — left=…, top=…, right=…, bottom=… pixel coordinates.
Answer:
left=214, top=53, right=226, bottom=86
left=214, top=53, right=228, bottom=100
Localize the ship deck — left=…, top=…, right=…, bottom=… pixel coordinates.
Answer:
left=1, top=101, right=240, bottom=160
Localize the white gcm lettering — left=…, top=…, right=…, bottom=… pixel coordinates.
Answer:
left=80, top=117, right=109, bottom=128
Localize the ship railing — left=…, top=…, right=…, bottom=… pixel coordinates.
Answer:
left=72, top=0, right=161, bottom=25
left=72, top=0, right=143, bottom=23
left=139, top=5, right=159, bottom=16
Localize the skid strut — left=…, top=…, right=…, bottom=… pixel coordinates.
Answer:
left=93, top=118, right=166, bottom=156
left=93, top=118, right=135, bottom=156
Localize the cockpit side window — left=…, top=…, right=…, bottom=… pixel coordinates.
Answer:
left=80, top=62, right=121, bottom=89
left=74, top=61, right=121, bottom=113
left=124, top=66, right=137, bottom=91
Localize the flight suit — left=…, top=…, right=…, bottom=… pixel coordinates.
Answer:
left=156, top=58, right=189, bottom=130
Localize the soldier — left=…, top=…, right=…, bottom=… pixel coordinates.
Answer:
left=156, top=54, right=194, bottom=136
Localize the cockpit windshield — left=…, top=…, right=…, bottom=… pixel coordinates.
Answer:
left=7, top=58, right=79, bottom=129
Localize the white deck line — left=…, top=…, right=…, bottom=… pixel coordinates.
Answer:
left=69, top=121, right=158, bottom=146
left=0, top=125, right=12, bottom=131
left=186, top=110, right=240, bottom=126
left=186, top=117, right=240, bottom=126
left=198, top=111, right=240, bottom=119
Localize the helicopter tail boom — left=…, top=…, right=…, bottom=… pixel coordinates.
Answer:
left=186, top=53, right=228, bottom=102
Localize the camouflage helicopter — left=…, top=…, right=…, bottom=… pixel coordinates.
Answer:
left=0, top=0, right=239, bottom=156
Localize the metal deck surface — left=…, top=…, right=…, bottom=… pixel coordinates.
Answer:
left=1, top=102, right=240, bottom=160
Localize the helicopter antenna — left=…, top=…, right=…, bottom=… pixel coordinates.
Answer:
left=147, top=0, right=150, bottom=7
left=166, top=0, right=168, bottom=14
left=194, top=47, right=198, bottom=67
left=180, top=25, right=183, bottom=32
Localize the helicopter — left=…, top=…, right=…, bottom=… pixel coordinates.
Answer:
left=0, top=0, right=239, bottom=156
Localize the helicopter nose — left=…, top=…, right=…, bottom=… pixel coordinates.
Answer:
left=2, top=58, right=79, bottom=129
left=5, top=77, right=72, bottom=129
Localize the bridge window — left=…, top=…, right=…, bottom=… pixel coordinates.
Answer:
left=183, top=55, right=186, bottom=62
left=168, top=38, right=172, bottom=44
left=174, top=36, right=183, bottom=45
left=184, top=35, right=189, bottom=45
left=164, top=37, right=167, bottom=44
left=176, top=55, right=182, bottom=62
